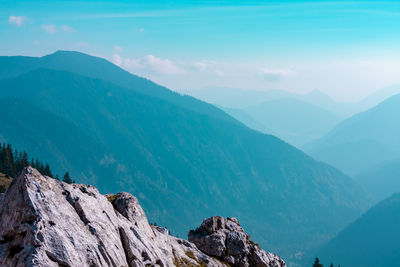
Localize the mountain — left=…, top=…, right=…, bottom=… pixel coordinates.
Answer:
left=305, top=94, right=400, bottom=175
left=0, top=167, right=285, bottom=267
left=184, top=86, right=296, bottom=109
left=220, top=106, right=270, bottom=134
left=0, top=51, right=236, bottom=125
left=315, top=193, right=400, bottom=267
left=243, top=98, right=343, bottom=146
left=356, top=84, right=400, bottom=112
left=0, top=51, right=372, bottom=259
left=354, top=159, right=400, bottom=202
left=183, top=87, right=356, bottom=117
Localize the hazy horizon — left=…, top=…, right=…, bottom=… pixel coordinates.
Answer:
left=1, top=0, right=400, bottom=102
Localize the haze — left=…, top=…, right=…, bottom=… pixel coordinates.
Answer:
left=1, top=0, right=400, bottom=102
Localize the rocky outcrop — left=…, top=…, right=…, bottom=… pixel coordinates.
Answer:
left=0, top=167, right=285, bottom=266
left=189, top=216, right=285, bottom=267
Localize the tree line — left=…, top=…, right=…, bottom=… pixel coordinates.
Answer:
left=0, top=143, right=74, bottom=185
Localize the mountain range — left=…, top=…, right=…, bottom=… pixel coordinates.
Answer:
left=183, top=85, right=400, bottom=118
left=354, top=159, right=400, bottom=202
left=0, top=51, right=372, bottom=260
left=305, top=93, right=400, bottom=176
left=242, top=98, right=343, bottom=146
left=184, top=85, right=400, bottom=147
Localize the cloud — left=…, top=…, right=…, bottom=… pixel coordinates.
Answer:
left=113, top=45, right=123, bottom=53
left=112, top=54, right=123, bottom=66
left=60, top=25, right=75, bottom=33
left=138, top=28, right=145, bottom=33
left=214, top=70, right=225, bottom=77
left=112, top=55, right=291, bottom=82
left=42, top=24, right=56, bottom=34
left=259, top=67, right=295, bottom=81
left=124, top=58, right=143, bottom=69
left=145, top=55, right=185, bottom=74
left=8, top=16, right=26, bottom=26
left=41, top=24, right=74, bottom=34
left=111, top=54, right=186, bottom=75
left=190, top=61, right=208, bottom=72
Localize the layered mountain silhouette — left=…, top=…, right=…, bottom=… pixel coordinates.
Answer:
left=315, top=193, right=400, bottom=267
left=221, top=106, right=271, bottom=134
left=192, top=88, right=344, bottom=146
left=305, top=94, right=400, bottom=176
left=0, top=51, right=372, bottom=259
left=354, top=159, right=400, bottom=202
left=183, top=86, right=391, bottom=117
left=243, top=98, right=343, bottom=146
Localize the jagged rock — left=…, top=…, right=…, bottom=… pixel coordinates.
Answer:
left=0, top=167, right=221, bottom=266
left=0, top=167, right=286, bottom=267
left=189, top=216, right=286, bottom=267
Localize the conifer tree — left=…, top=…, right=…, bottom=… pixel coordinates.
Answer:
left=313, top=257, right=323, bottom=267
left=0, top=143, right=55, bottom=179
left=62, top=172, right=73, bottom=184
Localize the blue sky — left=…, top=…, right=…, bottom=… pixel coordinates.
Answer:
left=1, top=0, right=400, bottom=101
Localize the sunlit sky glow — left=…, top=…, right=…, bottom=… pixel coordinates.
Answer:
left=1, top=0, right=400, bottom=101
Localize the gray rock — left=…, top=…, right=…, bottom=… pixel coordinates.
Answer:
left=189, top=216, right=286, bottom=267
left=0, top=167, right=228, bottom=267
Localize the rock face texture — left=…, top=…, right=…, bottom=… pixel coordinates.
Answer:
left=189, top=216, right=285, bottom=267
left=0, top=167, right=285, bottom=267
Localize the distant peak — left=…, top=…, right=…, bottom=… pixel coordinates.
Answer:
left=43, top=50, right=103, bottom=61
left=49, top=50, right=85, bottom=56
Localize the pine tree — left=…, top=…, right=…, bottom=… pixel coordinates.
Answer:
left=62, top=172, right=73, bottom=184
left=313, top=257, right=323, bottom=267
left=44, top=164, right=53, bottom=177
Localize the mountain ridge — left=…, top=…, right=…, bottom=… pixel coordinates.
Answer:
left=0, top=52, right=373, bottom=260
left=305, top=93, right=400, bottom=175
left=315, top=193, right=400, bottom=267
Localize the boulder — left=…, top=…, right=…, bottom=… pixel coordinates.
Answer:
left=189, top=216, right=286, bottom=267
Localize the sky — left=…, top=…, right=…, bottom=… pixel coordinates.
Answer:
left=1, top=0, right=400, bottom=101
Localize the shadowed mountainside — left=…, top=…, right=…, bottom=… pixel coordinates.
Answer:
left=0, top=51, right=372, bottom=259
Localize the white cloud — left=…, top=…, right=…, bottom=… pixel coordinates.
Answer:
left=259, top=67, right=295, bottom=81
left=8, top=16, right=26, bottom=26
left=113, top=45, right=123, bottom=53
left=215, top=70, right=225, bottom=77
left=190, top=61, right=208, bottom=72
left=112, top=54, right=123, bottom=66
left=124, top=58, right=143, bottom=69
left=145, top=55, right=185, bottom=74
left=42, top=24, right=56, bottom=34
left=60, top=25, right=75, bottom=33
